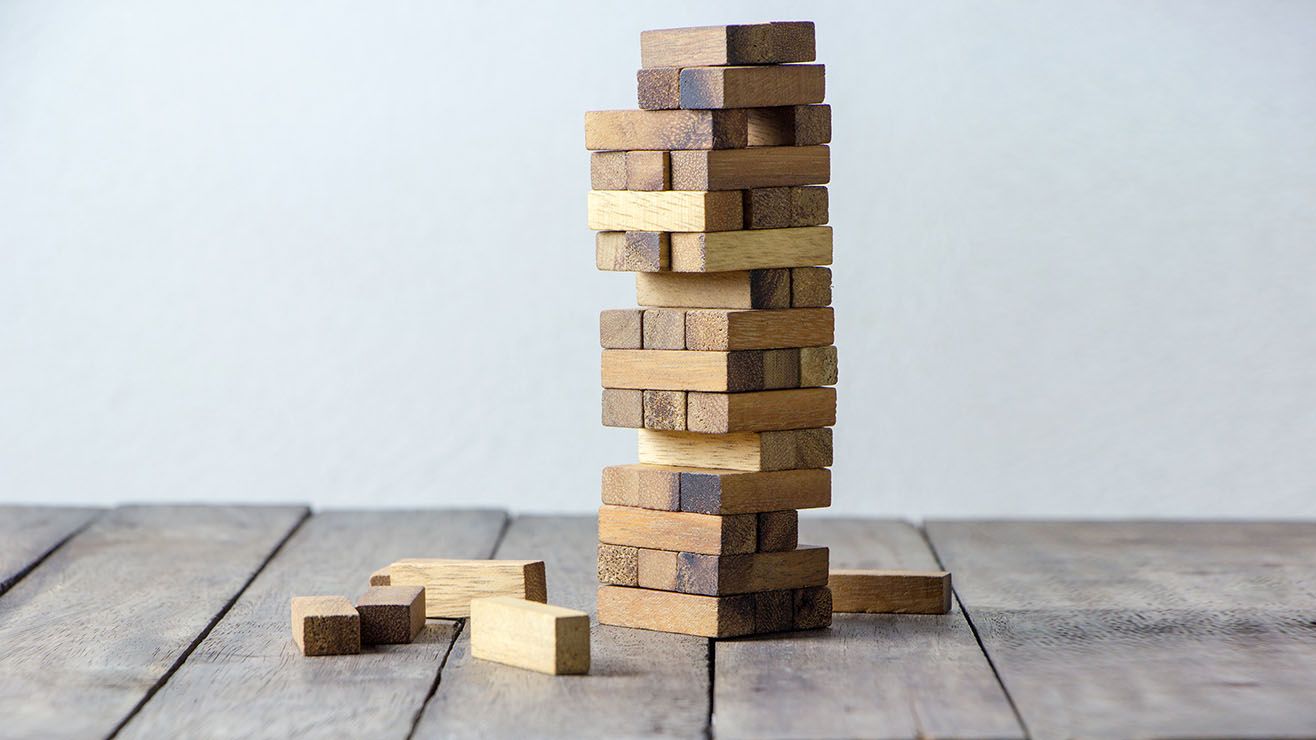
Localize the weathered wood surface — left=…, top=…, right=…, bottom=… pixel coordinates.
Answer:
left=714, top=519, right=1024, bottom=740
left=926, top=520, right=1316, bottom=740
left=0, top=505, right=98, bottom=596
left=414, top=516, right=710, bottom=739
left=120, top=509, right=507, bottom=740
left=0, top=505, right=307, bottom=740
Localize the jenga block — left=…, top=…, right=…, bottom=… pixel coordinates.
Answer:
left=679, top=65, right=825, bottom=110
left=640, top=22, right=815, bottom=68
left=685, top=307, right=834, bottom=351
left=590, top=151, right=628, bottom=190
left=687, top=387, right=836, bottom=433
left=601, top=349, right=771, bottom=392
left=355, top=585, right=426, bottom=645
left=596, top=231, right=670, bottom=272
left=790, top=186, right=829, bottom=226
left=747, top=105, right=831, bottom=147
left=754, top=589, right=795, bottom=633
left=679, top=467, right=831, bottom=514
left=673, top=545, right=829, bottom=595
left=597, top=585, right=756, bottom=637
left=602, top=388, right=644, bottom=428
left=372, top=559, right=548, bottom=618
left=290, top=596, right=360, bottom=657
left=636, top=269, right=791, bottom=309
left=638, top=428, right=832, bottom=472
left=793, top=585, right=833, bottom=629
left=743, top=187, right=792, bottom=229
left=643, top=390, right=686, bottom=430
left=757, top=510, right=799, bottom=552
left=829, top=570, right=953, bottom=614
left=790, top=267, right=832, bottom=307
left=369, top=568, right=391, bottom=586
left=600, top=308, right=643, bottom=349
left=671, top=227, right=832, bottom=272
left=763, top=348, right=802, bottom=389
left=642, top=308, right=686, bottom=349
left=597, top=543, right=639, bottom=586
left=625, top=151, right=671, bottom=190
left=600, top=464, right=682, bottom=510
left=670, top=146, right=829, bottom=190
left=588, top=190, right=743, bottom=232
left=585, top=109, right=749, bottom=150
left=598, top=504, right=757, bottom=555
left=799, top=345, right=838, bottom=386
left=469, top=596, right=590, bottom=675
left=637, top=68, right=681, bottom=110
left=636, top=547, right=679, bottom=590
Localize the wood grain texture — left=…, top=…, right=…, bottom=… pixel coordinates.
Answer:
left=414, top=516, right=710, bottom=738
left=355, top=585, right=427, bottom=644
left=643, top=389, right=687, bottom=430
left=0, top=505, right=98, bottom=597
left=601, top=464, right=830, bottom=514
left=830, top=569, right=952, bottom=614
left=596, top=231, right=670, bottom=272
left=585, top=109, right=748, bottom=150
left=679, top=65, right=825, bottom=110
left=638, top=428, right=832, bottom=472
left=599, top=308, right=643, bottom=349
left=790, top=266, right=832, bottom=306
left=0, top=505, right=307, bottom=740
left=748, top=104, right=832, bottom=147
left=685, top=307, right=834, bottom=350
left=588, top=190, right=742, bottom=232
left=598, top=585, right=830, bottom=637
left=636, top=269, right=791, bottom=309
left=926, top=520, right=1316, bottom=740
left=598, top=504, right=757, bottom=555
left=640, top=22, right=815, bottom=68
left=378, top=559, right=548, bottom=618
left=469, top=597, right=590, bottom=676
left=744, top=186, right=828, bottom=229
left=674, top=544, right=829, bottom=596
left=636, top=547, right=680, bottom=590
left=601, top=349, right=771, bottom=392
left=757, top=510, right=799, bottom=552
left=624, top=150, right=671, bottom=190
left=670, top=146, right=829, bottom=190
left=290, top=596, right=360, bottom=656
left=714, top=519, right=1024, bottom=740
left=602, top=388, right=643, bottom=428
left=589, top=151, right=627, bottom=190
left=600, top=463, right=682, bottom=510
left=642, top=308, right=686, bottom=349
left=119, top=510, right=505, bottom=740
left=799, top=344, right=838, bottom=386
left=637, top=67, right=681, bottom=110
left=671, top=226, right=832, bottom=272
left=687, top=387, right=836, bottom=433
left=596, top=543, right=639, bottom=586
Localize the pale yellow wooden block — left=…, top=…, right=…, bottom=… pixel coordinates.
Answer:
left=469, top=596, right=590, bottom=675
left=372, top=559, right=547, bottom=618
left=588, top=190, right=743, bottom=232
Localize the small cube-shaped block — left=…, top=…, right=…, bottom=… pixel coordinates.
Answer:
left=291, top=596, right=360, bottom=656
left=355, top=585, right=426, bottom=645
left=470, top=596, right=590, bottom=675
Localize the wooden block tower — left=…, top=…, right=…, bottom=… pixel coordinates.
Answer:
left=588, top=21, right=837, bottom=638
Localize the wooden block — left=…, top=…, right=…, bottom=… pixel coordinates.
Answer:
left=747, top=104, right=831, bottom=147
left=643, top=390, right=686, bottom=430
left=625, top=151, right=671, bottom=190
left=596, top=231, right=669, bottom=272
left=793, top=585, right=834, bottom=629
left=369, top=568, right=390, bottom=586
left=640, top=22, right=815, bottom=68
left=637, top=67, right=681, bottom=110
left=828, top=570, right=953, bottom=614
left=597, top=504, right=756, bottom=555
left=372, top=559, right=547, bottom=618
left=671, top=227, right=832, bottom=272
left=685, top=307, right=834, bottom=350
left=600, top=464, right=681, bottom=510
left=290, top=596, right=360, bottom=657
left=636, top=269, right=790, bottom=309
left=584, top=109, right=748, bottom=151
left=596, top=585, right=756, bottom=638
left=469, top=596, right=590, bottom=675
left=754, top=589, right=795, bottom=633
left=600, top=309, right=643, bottom=349
left=687, top=388, right=836, bottom=433
left=799, top=345, right=838, bottom=386
left=790, top=186, right=829, bottom=226
left=790, top=267, right=832, bottom=307
left=674, top=545, right=829, bottom=595
left=601, top=349, right=769, bottom=392
left=763, top=348, right=802, bottom=389
left=636, top=548, right=679, bottom=590
left=642, top=308, right=686, bottom=349
left=590, top=151, right=627, bottom=190
left=589, top=190, right=742, bottom=232
left=355, top=585, right=426, bottom=645
left=679, top=65, right=825, bottom=110
left=670, top=146, right=829, bottom=190
left=757, top=510, right=799, bottom=552
left=638, top=428, right=832, bottom=472
left=679, top=467, right=831, bottom=514
left=596, top=543, right=639, bottom=586
left=743, top=187, right=792, bottom=229
left=602, top=388, right=644, bottom=428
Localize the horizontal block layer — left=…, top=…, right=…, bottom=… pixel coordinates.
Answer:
left=597, top=504, right=757, bottom=555
left=686, top=307, right=833, bottom=350
left=596, top=584, right=832, bottom=637
left=680, top=64, right=825, bottom=110
left=602, top=464, right=831, bottom=514
left=671, top=146, right=829, bottom=190
left=829, top=569, right=953, bottom=614
left=673, top=226, right=832, bottom=272
left=600, top=544, right=829, bottom=596
left=638, top=428, right=832, bottom=472
left=745, top=186, right=828, bottom=228
left=588, top=190, right=742, bottom=232
left=601, top=387, right=837, bottom=433
left=636, top=267, right=829, bottom=308
left=601, top=349, right=799, bottom=392
left=585, top=106, right=830, bottom=150
left=640, top=22, right=815, bottom=68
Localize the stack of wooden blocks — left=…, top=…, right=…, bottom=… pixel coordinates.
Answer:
left=588, top=21, right=838, bottom=638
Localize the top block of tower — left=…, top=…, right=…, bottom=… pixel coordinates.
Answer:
left=641, top=22, right=815, bottom=68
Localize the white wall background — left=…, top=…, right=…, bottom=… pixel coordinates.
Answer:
left=2, top=0, right=1314, bottom=518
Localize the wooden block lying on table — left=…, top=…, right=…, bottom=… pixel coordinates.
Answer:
left=685, top=307, right=834, bottom=351
left=598, top=504, right=757, bottom=555
left=372, top=559, right=547, bottom=618
left=748, top=104, right=831, bottom=147
left=600, top=463, right=682, bottom=510
left=597, top=231, right=669, bottom=272
left=631, top=544, right=829, bottom=595
left=596, top=584, right=832, bottom=637
left=744, top=186, right=828, bottom=229
left=601, top=464, right=830, bottom=514
left=602, top=349, right=771, bottom=392
left=596, top=543, right=639, bottom=586
left=637, top=269, right=791, bottom=309
left=640, top=21, right=815, bottom=68
left=588, top=190, right=743, bottom=232
left=291, top=596, right=360, bottom=656
left=800, top=345, right=838, bottom=386
left=642, top=389, right=686, bottom=430
left=642, top=308, right=686, bottom=349
left=355, top=585, right=426, bottom=645
left=602, top=388, right=643, bottom=428
left=671, top=226, right=832, bottom=272
left=757, top=510, right=799, bottom=552
left=829, top=570, right=953, bottom=614
left=600, top=308, right=643, bottom=349
left=687, top=387, right=836, bottom=433
left=679, top=64, right=825, bottom=109
left=637, top=67, right=681, bottom=110
left=791, top=267, right=832, bottom=307
left=585, top=109, right=749, bottom=150
left=638, top=428, right=832, bottom=472
left=670, top=146, right=829, bottom=190
left=470, top=596, right=590, bottom=675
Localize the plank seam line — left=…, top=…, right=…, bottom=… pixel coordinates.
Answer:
left=105, top=506, right=314, bottom=740
left=0, top=509, right=102, bottom=598
left=704, top=638, right=716, bottom=739
left=919, top=523, right=1033, bottom=740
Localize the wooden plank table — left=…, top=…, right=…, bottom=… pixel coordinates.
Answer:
left=0, top=507, right=1311, bottom=739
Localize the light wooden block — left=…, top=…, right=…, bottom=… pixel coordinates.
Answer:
left=640, top=22, right=815, bottom=68
left=671, top=227, right=832, bottom=272
left=638, top=428, right=832, bottom=472
left=643, top=389, right=686, bottom=430
left=291, top=596, right=360, bottom=657
left=670, top=146, right=829, bottom=190
left=601, top=349, right=772, bottom=392
left=588, top=190, right=742, bottom=232
left=600, top=308, right=643, bottom=349
left=799, top=345, right=838, bottom=386
left=747, top=104, right=831, bottom=147
left=685, top=307, right=834, bottom=351
left=642, top=308, right=686, bottom=349
left=600, top=464, right=682, bottom=510
left=372, top=559, right=548, bottom=618
left=636, top=547, right=679, bottom=590
left=597, top=543, right=639, bottom=586
left=602, top=388, right=644, bottom=428
left=757, top=510, right=799, bottom=552
left=829, top=570, right=953, bottom=614
left=790, top=267, right=832, bottom=307
left=636, top=269, right=791, bottom=309
left=600, top=464, right=831, bottom=514
left=596, top=584, right=830, bottom=637
left=597, top=504, right=757, bottom=555
left=469, top=596, right=590, bottom=675
left=590, top=151, right=627, bottom=190
left=596, top=231, right=670, bottom=272
left=671, top=544, right=829, bottom=595
left=687, top=387, right=836, bottom=433
left=679, top=64, right=825, bottom=110
left=624, top=151, right=671, bottom=190
left=355, top=585, right=426, bottom=645
left=637, top=67, right=681, bottom=110
left=585, top=109, right=749, bottom=150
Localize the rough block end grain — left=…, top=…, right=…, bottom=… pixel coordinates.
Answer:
left=291, top=596, right=360, bottom=657
left=596, top=231, right=670, bottom=272
left=355, top=585, right=426, bottom=645
left=602, top=388, right=644, bottom=428
left=597, top=543, right=639, bottom=586
left=470, top=596, right=590, bottom=675
left=637, top=68, right=681, bottom=110
left=799, top=345, right=838, bottom=386
left=829, top=570, right=952, bottom=614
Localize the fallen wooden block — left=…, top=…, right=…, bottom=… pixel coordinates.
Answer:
left=601, top=349, right=773, bottom=392
left=638, top=428, right=832, bottom=472
left=680, top=64, right=825, bottom=109
left=291, top=596, right=360, bottom=657
left=670, top=146, right=829, bottom=190
left=588, top=190, right=743, bottom=232
left=636, top=269, right=791, bottom=309
left=799, top=345, right=838, bottom=386
left=632, top=544, right=829, bottom=595
left=585, top=107, right=827, bottom=151
left=596, top=231, right=669, bottom=272
left=671, top=226, right=832, bottom=272
left=596, top=543, right=639, bottom=586
left=748, top=104, right=831, bottom=147
left=828, top=569, right=953, bottom=614
left=371, top=559, right=548, bottom=618
left=640, top=22, right=815, bottom=68
left=596, top=584, right=831, bottom=637
left=790, top=266, right=832, bottom=307
left=637, top=67, right=681, bottom=110
left=601, top=388, right=644, bottom=428
left=744, top=186, right=828, bottom=229
left=356, top=585, right=426, bottom=645
left=685, top=307, right=834, bottom=351
left=601, top=464, right=830, bottom=514
left=642, top=389, right=686, bottom=430
left=470, top=596, right=590, bottom=675
left=598, top=504, right=757, bottom=555
left=687, top=387, right=836, bottom=433
left=642, top=308, right=686, bottom=349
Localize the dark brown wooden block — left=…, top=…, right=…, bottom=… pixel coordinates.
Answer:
left=355, top=585, right=425, bottom=645
left=790, top=186, right=829, bottom=226
left=763, top=348, right=802, bottom=389
left=793, top=585, right=833, bottom=629
left=747, top=105, right=831, bottom=147
left=600, top=464, right=682, bottom=510
left=679, top=65, right=825, bottom=110
left=600, top=308, right=643, bottom=349
left=743, top=187, right=792, bottom=229
left=643, top=390, right=686, bottom=431
left=291, top=596, right=360, bottom=657
left=679, top=467, right=831, bottom=515
left=642, top=308, right=686, bottom=350
left=637, top=67, right=681, bottom=110
left=585, top=109, right=749, bottom=150
left=602, top=388, right=644, bottom=428
left=754, top=589, right=795, bottom=633
left=757, top=511, right=799, bottom=552
left=640, top=22, right=815, bottom=68
left=596, top=543, right=639, bottom=586
left=596, top=231, right=669, bottom=272
left=675, top=545, right=829, bottom=595
left=790, top=267, right=832, bottom=307
left=799, top=345, right=838, bottom=386
left=670, top=146, right=829, bottom=191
